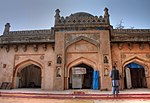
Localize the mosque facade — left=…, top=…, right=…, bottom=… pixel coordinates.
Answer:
left=0, top=8, right=150, bottom=91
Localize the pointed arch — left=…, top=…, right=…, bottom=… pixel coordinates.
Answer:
left=14, top=59, right=43, bottom=76
left=66, top=57, right=97, bottom=77
left=12, top=59, right=43, bottom=88
left=122, top=56, right=148, bottom=69
left=123, top=56, right=148, bottom=89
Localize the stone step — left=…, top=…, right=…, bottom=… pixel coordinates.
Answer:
left=1, top=92, right=150, bottom=100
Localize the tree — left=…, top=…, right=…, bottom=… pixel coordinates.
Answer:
left=115, top=19, right=124, bottom=29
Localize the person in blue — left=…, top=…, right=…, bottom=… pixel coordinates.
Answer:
left=110, top=65, right=120, bottom=97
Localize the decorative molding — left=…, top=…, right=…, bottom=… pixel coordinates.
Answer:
left=14, top=45, right=18, bottom=52
left=128, top=43, right=132, bottom=50
left=4, top=45, right=10, bottom=52
left=118, top=43, right=123, bottom=50
left=42, top=44, right=47, bottom=51
left=40, top=55, right=44, bottom=60
left=22, top=45, right=27, bottom=52
left=33, top=44, right=38, bottom=52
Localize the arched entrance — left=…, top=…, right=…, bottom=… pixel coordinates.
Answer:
left=69, top=63, right=94, bottom=89
left=16, top=64, right=41, bottom=88
left=124, top=62, right=147, bottom=89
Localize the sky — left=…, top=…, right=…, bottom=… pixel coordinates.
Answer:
left=0, top=0, right=150, bottom=35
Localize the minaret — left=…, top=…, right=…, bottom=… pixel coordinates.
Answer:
left=55, top=9, right=60, bottom=25
left=3, top=23, right=10, bottom=35
left=104, top=7, right=110, bottom=25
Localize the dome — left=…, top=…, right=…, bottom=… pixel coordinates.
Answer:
left=70, top=12, right=94, bottom=17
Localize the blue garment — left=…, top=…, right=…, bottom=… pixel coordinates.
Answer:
left=92, top=70, right=99, bottom=90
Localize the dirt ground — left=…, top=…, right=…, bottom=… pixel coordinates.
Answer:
left=1, top=97, right=150, bottom=103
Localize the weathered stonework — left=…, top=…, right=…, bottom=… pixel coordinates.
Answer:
left=0, top=8, right=150, bottom=91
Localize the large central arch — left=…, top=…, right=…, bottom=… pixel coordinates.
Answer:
left=69, top=63, right=94, bottom=89
left=13, top=59, right=43, bottom=89
left=65, top=57, right=97, bottom=89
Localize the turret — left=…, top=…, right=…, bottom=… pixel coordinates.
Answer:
left=104, top=7, right=110, bottom=25
left=55, top=9, right=60, bottom=25
left=3, top=23, right=10, bottom=35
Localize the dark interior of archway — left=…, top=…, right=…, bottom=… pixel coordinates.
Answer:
left=69, top=63, right=93, bottom=89
left=124, top=62, right=147, bottom=89
left=18, top=64, right=41, bottom=88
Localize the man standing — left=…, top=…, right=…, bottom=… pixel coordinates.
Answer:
left=110, top=66, right=120, bottom=97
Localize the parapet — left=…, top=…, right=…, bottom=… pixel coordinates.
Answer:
left=54, top=8, right=110, bottom=31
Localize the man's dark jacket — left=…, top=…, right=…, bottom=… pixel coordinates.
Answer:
left=111, top=69, right=119, bottom=80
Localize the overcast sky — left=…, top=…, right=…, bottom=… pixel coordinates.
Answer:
left=0, top=0, right=150, bottom=34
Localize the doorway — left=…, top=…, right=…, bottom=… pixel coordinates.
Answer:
left=124, top=62, right=147, bottom=89
left=16, top=64, right=41, bottom=88
left=69, top=63, right=94, bottom=89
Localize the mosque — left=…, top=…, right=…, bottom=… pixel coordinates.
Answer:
left=0, top=8, right=150, bottom=91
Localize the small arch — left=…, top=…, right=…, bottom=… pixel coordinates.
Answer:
left=122, top=56, right=148, bottom=69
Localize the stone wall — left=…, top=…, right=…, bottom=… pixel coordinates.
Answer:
left=0, top=43, right=55, bottom=90
left=111, top=42, right=150, bottom=89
